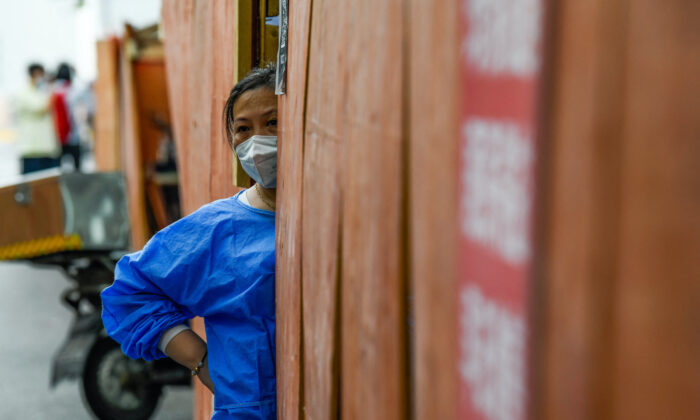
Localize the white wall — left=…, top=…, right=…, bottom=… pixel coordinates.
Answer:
left=98, top=0, right=162, bottom=38
left=0, top=0, right=161, bottom=132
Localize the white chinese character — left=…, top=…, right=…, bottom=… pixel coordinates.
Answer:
left=462, top=0, right=542, bottom=76
left=461, top=118, right=533, bottom=264
left=460, top=285, right=525, bottom=420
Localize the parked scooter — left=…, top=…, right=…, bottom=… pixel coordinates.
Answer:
left=35, top=251, right=191, bottom=420
left=0, top=171, right=189, bottom=420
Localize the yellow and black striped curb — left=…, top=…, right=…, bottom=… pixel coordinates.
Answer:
left=0, top=234, right=83, bottom=260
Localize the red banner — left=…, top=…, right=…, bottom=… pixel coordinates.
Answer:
left=458, top=0, right=545, bottom=419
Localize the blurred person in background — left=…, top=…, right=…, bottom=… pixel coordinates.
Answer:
left=14, top=63, right=60, bottom=174
left=51, top=63, right=81, bottom=171
left=70, top=81, right=96, bottom=153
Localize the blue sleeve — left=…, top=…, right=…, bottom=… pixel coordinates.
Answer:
left=101, top=209, right=225, bottom=360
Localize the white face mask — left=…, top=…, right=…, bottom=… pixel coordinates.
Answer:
left=235, top=135, right=278, bottom=188
left=35, top=78, right=47, bottom=90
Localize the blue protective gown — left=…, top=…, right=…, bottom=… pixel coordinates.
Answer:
left=101, top=191, right=276, bottom=419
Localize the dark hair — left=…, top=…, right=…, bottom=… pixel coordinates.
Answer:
left=223, top=64, right=276, bottom=148
left=56, top=63, right=72, bottom=82
left=28, top=63, right=44, bottom=77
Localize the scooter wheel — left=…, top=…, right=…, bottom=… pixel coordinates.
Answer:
left=82, top=338, right=162, bottom=420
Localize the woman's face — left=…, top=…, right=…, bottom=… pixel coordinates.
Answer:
left=231, top=87, right=278, bottom=149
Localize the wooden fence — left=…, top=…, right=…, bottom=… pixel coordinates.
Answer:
left=155, top=0, right=699, bottom=419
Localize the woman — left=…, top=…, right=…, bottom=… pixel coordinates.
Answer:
left=101, top=66, right=279, bottom=420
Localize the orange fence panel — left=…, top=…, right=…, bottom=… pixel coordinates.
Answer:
left=408, top=0, right=460, bottom=419
left=276, top=1, right=312, bottom=419
left=536, top=1, right=700, bottom=419
left=300, top=0, right=347, bottom=417
left=162, top=1, right=242, bottom=418
left=338, top=1, right=408, bottom=419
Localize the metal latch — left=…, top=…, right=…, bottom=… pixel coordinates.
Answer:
left=14, top=184, right=31, bottom=205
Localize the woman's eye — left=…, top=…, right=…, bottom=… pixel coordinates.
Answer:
left=267, top=119, right=277, bottom=127
left=236, top=126, right=250, bottom=133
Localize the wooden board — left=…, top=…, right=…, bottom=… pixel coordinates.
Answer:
left=611, top=1, right=700, bottom=418
left=162, top=1, right=244, bottom=418
left=536, top=0, right=643, bottom=418
left=208, top=0, right=240, bottom=201
left=275, top=0, right=313, bottom=419
left=338, top=1, right=408, bottom=419
left=132, top=60, right=170, bottom=169
left=132, top=59, right=172, bottom=231
left=164, top=0, right=241, bottom=217
left=301, top=0, right=346, bottom=417
left=0, top=176, right=64, bottom=247
left=536, top=0, right=700, bottom=419
left=119, top=35, right=148, bottom=250
left=95, top=38, right=121, bottom=172
left=231, top=0, right=254, bottom=188
left=182, top=1, right=214, bottom=212
left=162, top=3, right=211, bottom=419
left=162, top=0, right=194, bottom=212
left=407, top=0, right=459, bottom=419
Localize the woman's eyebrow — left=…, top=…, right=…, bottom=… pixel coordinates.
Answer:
left=234, top=108, right=277, bottom=123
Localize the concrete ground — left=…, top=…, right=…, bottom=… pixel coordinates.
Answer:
left=0, top=260, right=193, bottom=420
left=0, top=141, right=192, bottom=419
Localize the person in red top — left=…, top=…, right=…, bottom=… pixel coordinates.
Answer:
left=51, top=63, right=81, bottom=171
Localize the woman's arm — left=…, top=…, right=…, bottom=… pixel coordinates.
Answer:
left=165, top=329, right=214, bottom=393
left=101, top=204, right=232, bottom=391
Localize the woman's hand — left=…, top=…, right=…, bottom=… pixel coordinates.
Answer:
left=195, top=356, right=214, bottom=393
left=164, top=329, right=215, bottom=393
